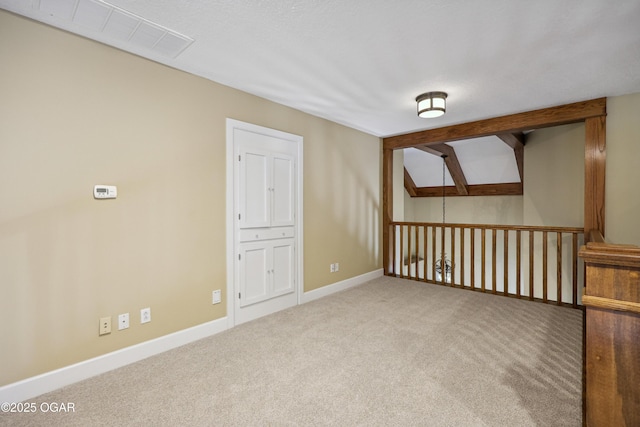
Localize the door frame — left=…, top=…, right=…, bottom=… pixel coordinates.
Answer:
left=225, top=119, right=304, bottom=327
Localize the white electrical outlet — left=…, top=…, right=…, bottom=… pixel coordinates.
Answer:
left=330, top=263, right=335, bottom=273
left=140, top=307, right=151, bottom=324
left=212, top=289, right=221, bottom=304
left=118, top=313, right=129, bottom=330
left=99, top=316, right=111, bottom=336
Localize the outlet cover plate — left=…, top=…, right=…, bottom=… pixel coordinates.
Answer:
left=99, top=316, right=111, bottom=336
left=118, top=313, right=129, bottom=330
left=212, top=289, right=221, bottom=304
left=140, top=307, right=151, bottom=324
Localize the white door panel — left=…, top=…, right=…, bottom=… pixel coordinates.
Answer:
left=271, top=154, right=295, bottom=227
left=272, top=239, right=295, bottom=297
left=239, top=244, right=269, bottom=307
left=239, top=150, right=270, bottom=229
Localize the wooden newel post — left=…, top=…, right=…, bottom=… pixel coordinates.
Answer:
left=383, top=147, right=393, bottom=275
left=580, top=241, right=640, bottom=426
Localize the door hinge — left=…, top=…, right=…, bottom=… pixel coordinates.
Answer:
left=238, top=254, right=241, bottom=261
left=238, top=154, right=241, bottom=161
left=238, top=292, right=241, bottom=299
left=238, top=213, right=241, bottom=220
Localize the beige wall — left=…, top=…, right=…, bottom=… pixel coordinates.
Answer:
left=523, top=123, right=585, bottom=227
left=0, top=11, right=381, bottom=386
left=605, top=92, right=640, bottom=245
left=407, top=194, right=524, bottom=225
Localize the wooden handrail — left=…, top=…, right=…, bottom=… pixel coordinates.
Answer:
left=391, top=221, right=583, bottom=234
left=581, top=294, right=640, bottom=314
left=580, top=236, right=640, bottom=268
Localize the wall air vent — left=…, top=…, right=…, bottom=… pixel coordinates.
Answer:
left=35, top=0, right=194, bottom=58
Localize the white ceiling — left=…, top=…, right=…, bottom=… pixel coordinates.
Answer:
left=2, top=0, right=640, bottom=139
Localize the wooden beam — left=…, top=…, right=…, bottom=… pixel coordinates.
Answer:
left=513, top=142, right=524, bottom=183
left=382, top=148, right=394, bottom=274
left=424, top=144, right=469, bottom=195
left=585, top=116, right=606, bottom=239
left=403, top=167, right=417, bottom=197
left=413, top=183, right=523, bottom=197
left=383, top=98, right=607, bottom=150
left=497, top=133, right=525, bottom=182
left=414, top=145, right=443, bottom=157
left=497, top=132, right=526, bottom=149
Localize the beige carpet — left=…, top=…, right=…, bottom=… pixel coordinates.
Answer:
left=1, top=276, right=583, bottom=426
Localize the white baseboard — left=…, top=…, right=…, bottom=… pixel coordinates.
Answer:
left=1, top=269, right=384, bottom=404
left=300, top=268, right=383, bottom=304
left=0, top=317, right=229, bottom=404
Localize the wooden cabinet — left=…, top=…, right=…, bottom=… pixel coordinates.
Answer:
left=580, top=241, right=640, bottom=427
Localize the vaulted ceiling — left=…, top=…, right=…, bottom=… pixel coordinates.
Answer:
left=402, top=133, right=524, bottom=198
left=3, top=0, right=639, bottom=191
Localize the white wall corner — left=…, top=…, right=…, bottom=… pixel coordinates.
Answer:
left=300, top=269, right=384, bottom=304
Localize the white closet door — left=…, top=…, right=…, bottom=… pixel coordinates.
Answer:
left=271, top=239, right=295, bottom=297
left=238, top=243, right=269, bottom=307
left=239, top=149, right=270, bottom=229
left=229, top=120, right=302, bottom=326
left=271, top=153, right=295, bottom=227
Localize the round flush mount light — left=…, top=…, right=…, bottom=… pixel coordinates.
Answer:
left=416, top=91, right=448, bottom=118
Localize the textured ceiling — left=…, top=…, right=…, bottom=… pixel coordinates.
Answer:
left=2, top=0, right=640, bottom=139
left=3, top=0, right=640, bottom=193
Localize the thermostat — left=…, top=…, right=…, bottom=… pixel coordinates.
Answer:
left=94, top=185, right=117, bottom=199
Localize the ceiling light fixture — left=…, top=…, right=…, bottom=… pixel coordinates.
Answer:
left=416, top=91, right=448, bottom=118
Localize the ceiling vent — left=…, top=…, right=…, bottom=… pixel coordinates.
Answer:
left=36, top=0, right=194, bottom=58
